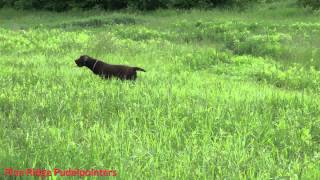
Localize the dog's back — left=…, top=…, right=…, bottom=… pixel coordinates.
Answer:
left=75, top=55, right=145, bottom=80
left=101, top=64, right=145, bottom=80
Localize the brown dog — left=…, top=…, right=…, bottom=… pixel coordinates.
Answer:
left=75, top=55, right=145, bottom=80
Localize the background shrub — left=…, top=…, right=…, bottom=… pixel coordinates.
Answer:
left=0, top=0, right=5, bottom=8
left=298, top=0, right=320, bottom=10
left=0, top=0, right=269, bottom=11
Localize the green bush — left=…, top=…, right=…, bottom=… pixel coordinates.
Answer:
left=0, top=0, right=264, bottom=11
left=0, top=0, right=5, bottom=8
left=128, top=0, right=169, bottom=10
left=230, top=33, right=292, bottom=58
left=1, top=0, right=73, bottom=11
left=298, top=0, right=320, bottom=10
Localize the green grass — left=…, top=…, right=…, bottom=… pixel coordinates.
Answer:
left=1, top=1, right=320, bottom=179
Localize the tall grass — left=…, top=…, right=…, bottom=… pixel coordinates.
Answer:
left=1, top=2, right=320, bottom=179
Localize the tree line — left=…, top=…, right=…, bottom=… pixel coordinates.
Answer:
left=0, top=0, right=318, bottom=11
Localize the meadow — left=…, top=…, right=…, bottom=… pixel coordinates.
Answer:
left=1, top=2, right=320, bottom=179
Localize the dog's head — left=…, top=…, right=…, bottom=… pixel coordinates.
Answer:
left=75, top=55, right=90, bottom=67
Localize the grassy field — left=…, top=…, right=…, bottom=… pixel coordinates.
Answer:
left=1, top=1, right=320, bottom=179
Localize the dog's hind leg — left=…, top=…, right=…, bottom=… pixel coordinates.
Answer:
left=130, top=72, right=137, bottom=81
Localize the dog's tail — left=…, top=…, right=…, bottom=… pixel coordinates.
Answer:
left=134, top=67, right=146, bottom=72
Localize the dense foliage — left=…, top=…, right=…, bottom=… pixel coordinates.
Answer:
left=298, top=0, right=320, bottom=10
left=0, top=0, right=265, bottom=11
